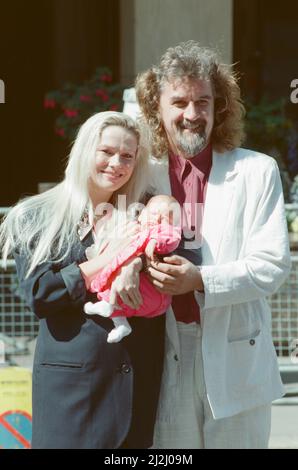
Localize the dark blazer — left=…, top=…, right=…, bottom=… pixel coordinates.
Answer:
left=14, top=231, right=165, bottom=449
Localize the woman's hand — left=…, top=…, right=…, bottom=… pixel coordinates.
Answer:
left=109, top=257, right=143, bottom=309
left=144, top=239, right=157, bottom=261
left=79, top=220, right=140, bottom=289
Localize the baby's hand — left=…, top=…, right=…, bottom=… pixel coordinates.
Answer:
left=145, top=239, right=157, bottom=261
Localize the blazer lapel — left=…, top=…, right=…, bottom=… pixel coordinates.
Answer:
left=201, top=150, right=239, bottom=263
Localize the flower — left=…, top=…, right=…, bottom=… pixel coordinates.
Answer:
left=95, top=89, right=109, bottom=102
left=44, top=67, right=124, bottom=141
left=64, top=109, right=79, bottom=118
left=100, top=74, right=112, bottom=83
left=43, top=98, right=56, bottom=109
left=80, top=95, right=92, bottom=103
left=55, top=128, right=65, bottom=137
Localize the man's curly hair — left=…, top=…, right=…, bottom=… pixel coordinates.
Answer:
left=135, top=41, right=245, bottom=157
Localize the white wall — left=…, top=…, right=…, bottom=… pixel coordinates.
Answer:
left=120, top=0, right=233, bottom=83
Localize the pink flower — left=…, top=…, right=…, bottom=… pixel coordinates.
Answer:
left=100, top=74, right=112, bottom=83
left=80, top=95, right=92, bottom=102
left=110, top=104, right=119, bottom=111
left=95, top=89, right=109, bottom=102
left=44, top=98, right=56, bottom=109
left=55, top=128, right=65, bottom=137
left=64, top=109, right=79, bottom=118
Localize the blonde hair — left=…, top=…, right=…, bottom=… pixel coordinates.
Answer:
left=135, top=40, right=245, bottom=157
left=0, top=111, right=149, bottom=276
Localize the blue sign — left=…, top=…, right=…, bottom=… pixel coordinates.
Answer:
left=0, top=411, right=32, bottom=449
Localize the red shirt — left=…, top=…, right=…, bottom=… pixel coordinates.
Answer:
left=169, top=143, right=212, bottom=323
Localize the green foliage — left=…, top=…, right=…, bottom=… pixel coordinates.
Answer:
left=245, top=97, right=297, bottom=201
left=290, top=175, right=298, bottom=204
left=287, top=175, right=298, bottom=234
left=44, top=67, right=124, bottom=141
left=245, top=97, right=292, bottom=160
left=286, top=208, right=298, bottom=234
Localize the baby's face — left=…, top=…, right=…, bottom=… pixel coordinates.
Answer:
left=138, top=202, right=173, bottom=226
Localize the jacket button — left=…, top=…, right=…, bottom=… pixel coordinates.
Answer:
left=119, top=363, right=131, bottom=374
left=174, top=354, right=179, bottom=361
left=249, top=339, right=255, bottom=346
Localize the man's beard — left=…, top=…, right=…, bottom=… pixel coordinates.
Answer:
left=175, top=120, right=207, bottom=157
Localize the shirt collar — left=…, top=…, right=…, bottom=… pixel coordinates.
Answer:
left=169, top=142, right=212, bottom=177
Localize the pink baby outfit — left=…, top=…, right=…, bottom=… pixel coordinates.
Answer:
left=90, top=222, right=181, bottom=318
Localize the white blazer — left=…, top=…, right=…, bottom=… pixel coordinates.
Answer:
left=148, top=147, right=291, bottom=419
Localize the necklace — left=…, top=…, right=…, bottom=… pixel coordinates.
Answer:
left=77, top=206, right=92, bottom=241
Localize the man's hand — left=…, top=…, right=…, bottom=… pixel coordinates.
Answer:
left=146, top=255, right=204, bottom=295
left=109, top=257, right=143, bottom=309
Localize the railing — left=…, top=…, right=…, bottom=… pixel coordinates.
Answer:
left=1, top=207, right=298, bottom=363
left=0, top=259, right=39, bottom=338
left=0, top=208, right=39, bottom=365
left=269, top=256, right=298, bottom=359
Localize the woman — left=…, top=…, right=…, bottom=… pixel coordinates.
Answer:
left=0, top=112, right=165, bottom=449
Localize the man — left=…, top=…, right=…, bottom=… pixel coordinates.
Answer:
left=135, top=41, right=291, bottom=449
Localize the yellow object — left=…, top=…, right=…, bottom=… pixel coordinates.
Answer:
left=0, top=367, right=32, bottom=449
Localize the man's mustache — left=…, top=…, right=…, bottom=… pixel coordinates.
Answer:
left=177, top=120, right=206, bottom=131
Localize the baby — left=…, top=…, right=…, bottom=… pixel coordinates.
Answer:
left=84, top=195, right=181, bottom=343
